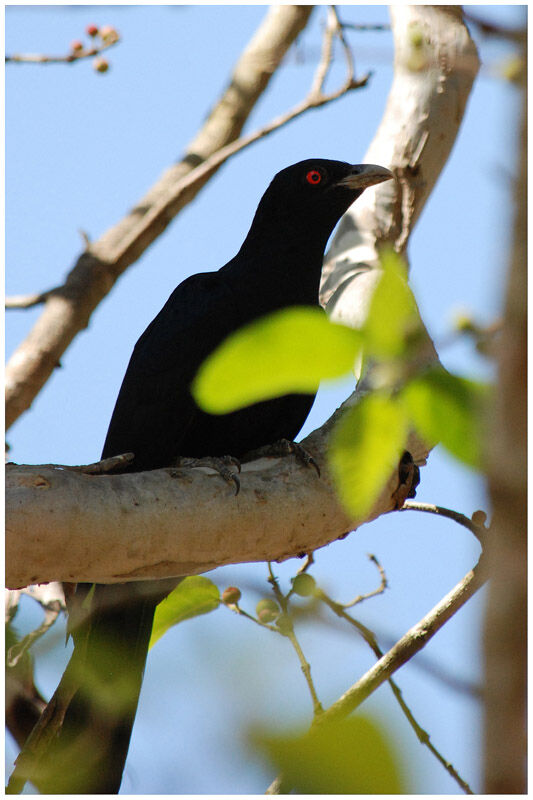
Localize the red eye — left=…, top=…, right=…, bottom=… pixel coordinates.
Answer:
left=306, top=170, right=322, bottom=185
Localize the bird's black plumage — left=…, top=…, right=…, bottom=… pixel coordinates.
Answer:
left=16, top=159, right=392, bottom=794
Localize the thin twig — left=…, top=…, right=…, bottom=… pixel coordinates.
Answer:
left=225, top=604, right=278, bottom=633
left=318, top=590, right=474, bottom=793
left=309, top=7, right=337, bottom=98
left=318, top=556, right=487, bottom=725
left=6, top=37, right=119, bottom=65
left=297, top=552, right=315, bottom=574
left=6, top=290, right=57, bottom=309
left=330, top=7, right=356, bottom=84
left=268, top=563, right=323, bottom=717
left=386, top=677, right=474, bottom=793
left=7, top=604, right=64, bottom=668
left=114, top=31, right=369, bottom=261
left=341, top=23, right=391, bottom=32
left=341, top=553, right=387, bottom=608
left=400, top=501, right=488, bottom=544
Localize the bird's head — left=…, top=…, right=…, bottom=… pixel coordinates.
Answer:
left=250, top=158, right=393, bottom=245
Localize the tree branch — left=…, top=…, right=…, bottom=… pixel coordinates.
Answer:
left=5, top=404, right=426, bottom=589
left=5, top=5, right=315, bottom=431
left=317, top=555, right=488, bottom=724
left=6, top=290, right=58, bottom=309
left=5, top=29, right=119, bottom=65
left=321, top=6, right=480, bottom=325
left=267, top=556, right=485, bottom=795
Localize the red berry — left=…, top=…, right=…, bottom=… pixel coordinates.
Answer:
left=222, top=586, right=241, bottom=605
left=86, top=24, right=99, bottom=37
left=93, top=57, right=109, bottom=73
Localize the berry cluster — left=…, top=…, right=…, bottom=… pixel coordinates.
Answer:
left=69, top=24, right=120, bottom=74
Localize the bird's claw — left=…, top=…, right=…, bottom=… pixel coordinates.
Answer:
left=279, top=439, right=320, bottom=478
left=175, top=455, right=241, bottom=495
left=243, top=439, right=320, bottom=477
left=286, top=440, right=321, bottom=478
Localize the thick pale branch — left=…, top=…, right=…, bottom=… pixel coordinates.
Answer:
left=321, top=5, right=480, bottom=326
left=6, top=402, right=426, bottom=589
left=5, top=5, right=314, bottom=431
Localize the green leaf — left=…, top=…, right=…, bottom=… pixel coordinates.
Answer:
left=192, top=306, right=361, bottom=414
left=150, top=576, right=220, bottom=648
left=329, top=393, right=408, bottom=518
left=401, top=367, right=490, bottom=470
left=252, top=715, right=406, bottom=794
left=363, top=248, right=420, bottom=359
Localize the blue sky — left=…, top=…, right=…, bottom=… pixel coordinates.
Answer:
left=6, top=4, right=526, bottom=794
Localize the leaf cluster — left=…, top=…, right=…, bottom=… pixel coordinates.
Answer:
left=193, top=249, right=491, bottom=517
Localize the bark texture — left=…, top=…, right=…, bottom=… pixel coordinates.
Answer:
left=6, top=422, right=426, bottom=589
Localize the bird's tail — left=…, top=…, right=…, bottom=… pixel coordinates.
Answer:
left=8, top=580, right=177, bottom=794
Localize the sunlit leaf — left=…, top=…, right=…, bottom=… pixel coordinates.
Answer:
left=150, top=576, right=220, bottom=648
left=329, top=393, right=408, bottom=518
left=401, top=367, right=490, bottom=470
left=192, top=306, right=361, bottom=414
left=363, top=249, right=420, bottom=359
left=252, top=715, right=406, bottom=794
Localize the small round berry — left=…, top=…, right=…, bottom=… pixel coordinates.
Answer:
left=291, top=573, right=316, bottom=597
left=99, top=25, right=119, bottom=43
left=86, top=24, right=99, bottom=37
left=222, top=586, right=241, bottom=605
left=93, top=57, right=109, bottom=74
left=256, top=598, right=280, bottom=624
left=70, top=40, right=84, bottom=53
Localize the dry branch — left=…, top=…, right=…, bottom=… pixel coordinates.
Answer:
left=5, top=5, right=314, bottom=430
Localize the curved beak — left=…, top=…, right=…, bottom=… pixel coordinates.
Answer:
left=337, top=164, right=393, bottom=190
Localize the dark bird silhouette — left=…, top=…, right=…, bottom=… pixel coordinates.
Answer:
left=11, top=159, right=392, bottom=794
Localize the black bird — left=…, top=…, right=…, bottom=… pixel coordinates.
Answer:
left=12, top=159, right=392, bottom=794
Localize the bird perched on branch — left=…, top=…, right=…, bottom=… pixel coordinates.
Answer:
left=10, top=158, right=392, bottom=794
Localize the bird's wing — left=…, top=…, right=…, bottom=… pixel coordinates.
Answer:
left=101, top=271, right=237, bottom=470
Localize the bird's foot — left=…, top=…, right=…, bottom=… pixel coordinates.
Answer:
left=244, top=439, right=320, bottom=477
left=174, top=455, right=241, bottom=495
